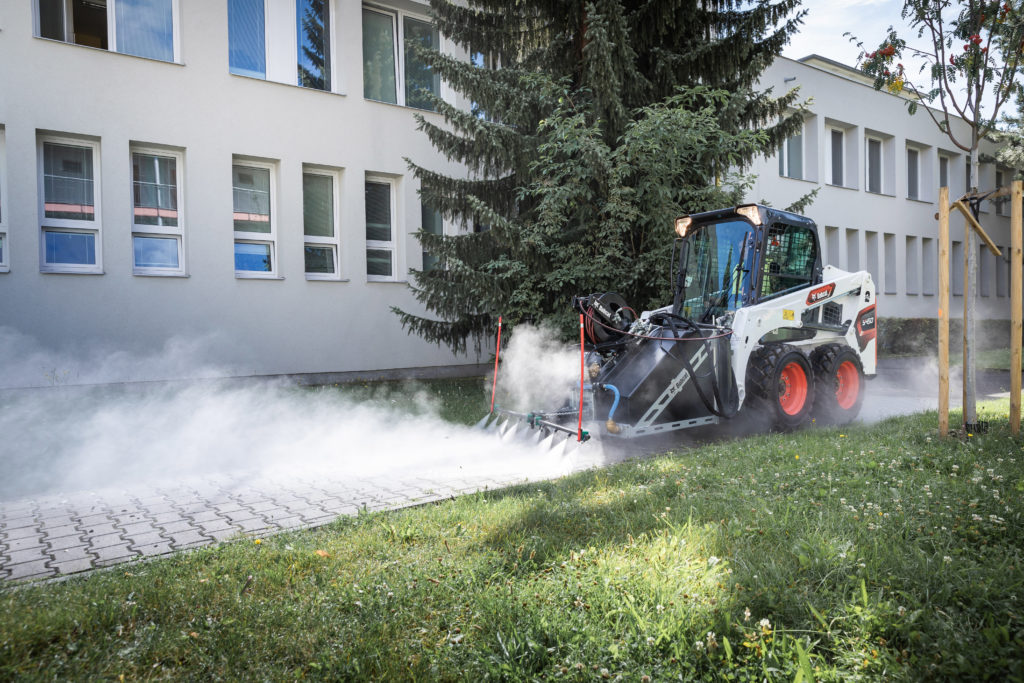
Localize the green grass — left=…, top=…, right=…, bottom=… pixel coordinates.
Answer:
left=3, top=402, right=1024, bottom=680
left=946, top=348, right=1017, bottom=370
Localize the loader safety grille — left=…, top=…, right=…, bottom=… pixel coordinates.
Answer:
left=822, top=302, right=843, bottom=327
left=760, top=224, right=817, bottom=298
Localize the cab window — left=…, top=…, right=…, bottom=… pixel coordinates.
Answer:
left=759, top=223, right=817, bottom=298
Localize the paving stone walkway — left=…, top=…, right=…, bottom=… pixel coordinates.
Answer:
left=0, top=443, right=613, bottom=584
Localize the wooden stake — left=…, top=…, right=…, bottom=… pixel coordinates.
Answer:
left=952, top=201, right=1002, bottom=256
left=1012, top=181, right=1022, bottom=434
left=938, top=186, right=950, bottom=438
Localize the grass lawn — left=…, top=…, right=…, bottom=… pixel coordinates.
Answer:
left=2, top=399, right=1023, bottom=680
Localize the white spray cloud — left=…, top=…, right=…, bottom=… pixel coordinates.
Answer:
left=0, top=325, right=614, bottom=503
left=494, top=324, right=581, bottom=413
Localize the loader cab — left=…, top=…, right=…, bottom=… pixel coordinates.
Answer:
left=674, top=204, right=822, bottom=321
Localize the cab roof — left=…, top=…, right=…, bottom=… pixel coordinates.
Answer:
left=688, top=204, right=817, bottom=231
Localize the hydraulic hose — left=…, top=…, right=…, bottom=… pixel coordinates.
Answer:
left=602, top=384, right=622, bottom=434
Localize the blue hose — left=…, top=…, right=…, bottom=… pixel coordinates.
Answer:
left=604, top=384, right=621, bottom=422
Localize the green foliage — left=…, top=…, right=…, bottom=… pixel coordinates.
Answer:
left=395, top=0, right=806, bottom=354
left=4, top=403, right=1024, bottom=680
left=853, top=1, right=1024, bottom=163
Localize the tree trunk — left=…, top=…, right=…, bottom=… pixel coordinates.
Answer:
left=964, top=147, right=980, bottom=428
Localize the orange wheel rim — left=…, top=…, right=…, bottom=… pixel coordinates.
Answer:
left=835, top=360, right=860, bottom=410
left=778, top=362, right=808, bottom=415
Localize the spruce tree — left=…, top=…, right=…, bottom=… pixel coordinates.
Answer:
left=395, top=0, right=806, bottom=354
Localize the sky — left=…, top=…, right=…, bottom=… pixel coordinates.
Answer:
left=782, top=0, right=910, bottom=67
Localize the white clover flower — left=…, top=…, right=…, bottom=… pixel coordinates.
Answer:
left=744, top=607, right=751, bottom=622
left=759, top=618, right=771, bottom=630
left=694, top=640, right=705, bottom=651
left=655, top=604, right=665, bottom=613
left=708, top=556, right=720, bottom=566
left=943, top=556, right=953, bottom=563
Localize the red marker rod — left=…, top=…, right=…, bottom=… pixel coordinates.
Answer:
left=578, top=313, right=585, bottom=441
left=489, top=316, right=503, bottom=414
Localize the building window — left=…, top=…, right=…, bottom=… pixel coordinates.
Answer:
left=778, top=132, right=803, bottom=179
left=884, top=233, right=897, bottom=294
left=297, top=0, right=331, bottom=90
left=303, top=168, right=341, bottom=279
left=980, top=245, right=992, bottom=297
left=939, top=155, right=949, bottom=188
left=966, top=158, right=972, bottom=193
left=233, top=160, right=277, bottom=277
left=952, top=240, right=963, bottom=296
left=905, top=236, right=919, bottom=295
left=365, top=177, right=397, bottom=280
left=995, top=170, right=1007, bottom=215
left=131, top=147, right=183, bottom=275
left=922, top=237, right=937, bottom=295
left=998, top=246, right=1009, bottom=297
left=421, top=203, right=442, bottom=271
left=36, top=0, right=177, bottom=62
left=845, top=228, right=859, bottom=271
left=228, top=0, right=265, bottom=79
left=38, top=136, right=102, bottom=274
left=907, top=148, right=919, bottom=200
left=362, top=6, right=440, bottom=110
left=229, top=0, right=332, bottom=91
left=0, top=126, right=7, bottom=273
left=866, top=137, right=883, bottom=194
left=829, top=129, right=843, bottom=186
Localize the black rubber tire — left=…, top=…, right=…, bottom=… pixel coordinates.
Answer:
left=810, top=344, right=865, bottom=425
left=745, top=344, right=816, bottom=431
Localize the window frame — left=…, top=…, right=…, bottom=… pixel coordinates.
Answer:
left=37, top=134, right=103, bottom=275
left=302, top=166, right=343, bottom=281
left=365, top=174, right=399, bottom=282
left=0, top=126, right=7, bottom=273
left=228, top=0, right=268, bottom=79
left=938, top=154, right=950, bottom=189
left=232, top=158, right=279, bottom=279
left=130, top=145, right=185, bottom=277
left=34, top=0, right=181, bottom=63
left=866, top=136, right=884, bottom=195
left=362, top=3, right=440, bottom=110
left=906, top=146, right=920, bottom=200
left=995, top=169, right=1007, bottom=215
left=777, top=132, right=803, bottom=180
left=827, top=127, right=844, bottom=187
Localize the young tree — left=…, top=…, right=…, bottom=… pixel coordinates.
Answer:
left=394, top=0, right=806, bottom=354
left=858, top=0, right=1024, bottom=429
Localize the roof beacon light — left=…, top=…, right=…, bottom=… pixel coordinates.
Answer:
left=674, top=216, right=692, bottom=238
left=736, top=205, right=762, bottom=226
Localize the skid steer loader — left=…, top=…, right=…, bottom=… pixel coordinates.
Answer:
left=481, top=204, right=876, bottom=446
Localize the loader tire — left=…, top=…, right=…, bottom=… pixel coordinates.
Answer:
left=811, top=344, right=865, bottom=425
left=745, top=344, right=815, bottom=431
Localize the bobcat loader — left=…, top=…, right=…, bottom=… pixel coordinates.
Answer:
left=482, top=204, right=876, bottom=446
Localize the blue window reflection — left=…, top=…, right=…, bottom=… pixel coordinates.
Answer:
left=116, top=0, right=174, bottom=61
left=229, top=0, right=266, bottom=78
left=45, top=231, right=96, bottom=265
left=235, top=242, right=272, bottom=272
left=133, top=236, right=179, bottom=269
left=297, top=0, right=330, bottom=90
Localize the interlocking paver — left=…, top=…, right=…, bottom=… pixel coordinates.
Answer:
left=6, top=547, right=50, bottom=565
left=91, top=532, right=127, bottom=549
left=166, top=530, right=210, bottom=548
left=127, top=531, right=167, bottom=547
left=93, top=544, right=135, bottom=564
left=1, top=516, right=39, bottom=532
left=135, top=542, right=174, bottom=557
left=119, top=521, right=159, bottom=536
left=4, top=536, right=47, bottom=552
left=7, top=560, right=52, bottom=581
left=157, top=520, right=194, bottom=534
left=48, top=535, right=87, bottom=551
left=51, top=546, right=94, bottom=563
left=52, top=558, right=97, bottom=575
left=1, top=445, right=615, bottom=584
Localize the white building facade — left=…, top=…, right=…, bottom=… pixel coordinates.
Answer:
left=1, top=6, right=1014, bottom=384
left=750, top=55, right=1016, bottom=322
left=0, top=0, right=479, bottom=381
